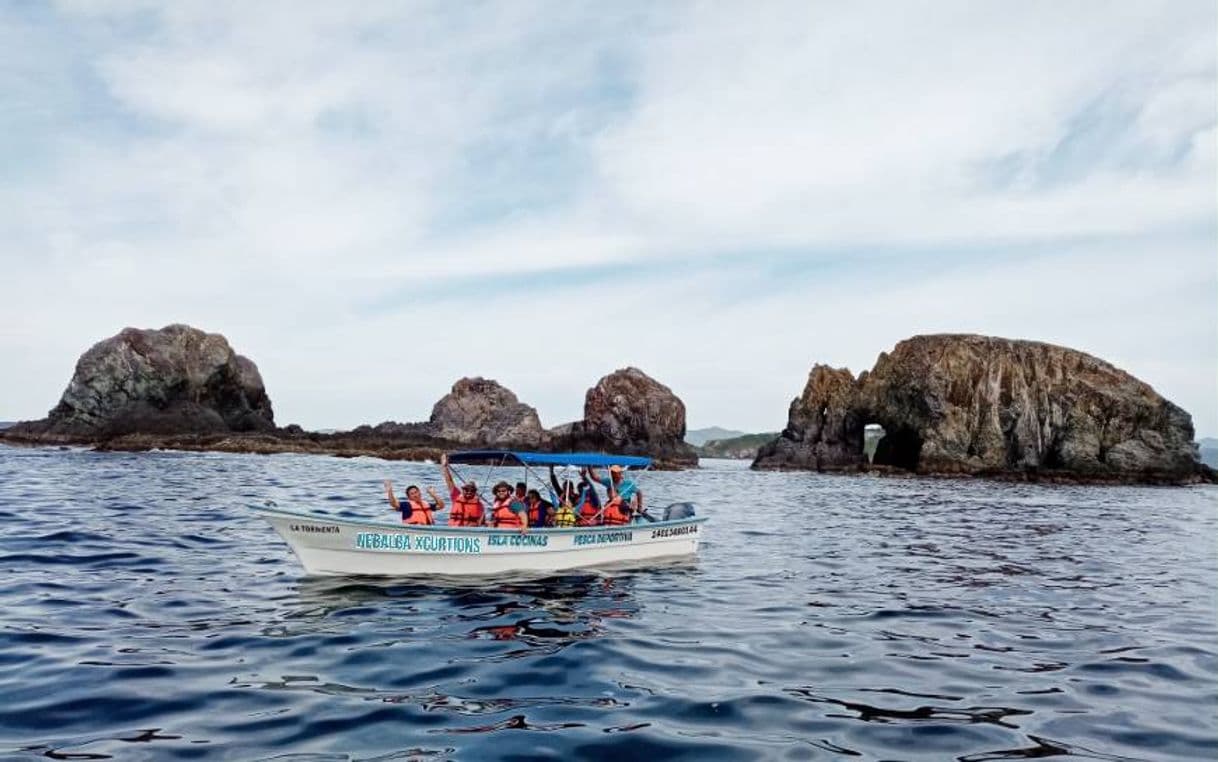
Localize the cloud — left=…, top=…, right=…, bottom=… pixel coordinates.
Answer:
left=0, top=1, right=1214, bottom=437
left=592, top=1, right=1215, bottom=247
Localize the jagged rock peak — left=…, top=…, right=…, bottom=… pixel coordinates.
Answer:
left=754, top=334, right=1205, bottom=483
left=577, top=367, right=697, bottom=465
left=753, top=364, right=864, bottom=471
left=18, top=324, right=274, bottom=438
left=428, top=377, right=545, bottom=447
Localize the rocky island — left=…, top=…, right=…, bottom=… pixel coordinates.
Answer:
left=1, top=324, right=697, bottom=467
left=3, top=326, right=1210, bottom=482
left=754, top=334, right=1213, bottom=484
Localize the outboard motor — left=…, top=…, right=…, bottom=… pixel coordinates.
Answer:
left=660, top=502, right=697, bottom=521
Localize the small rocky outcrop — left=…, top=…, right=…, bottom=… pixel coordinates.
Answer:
left=427, top=377, right=545, bottom=447
left=1, top=326, right=702, bottom=468
left=559, top=367, right=697, bottom=466
left=754, top=334, right=1208, bottom=483
left=753, top=365, right=864, bottom=471
left=6, top=324, right=274, bottom=441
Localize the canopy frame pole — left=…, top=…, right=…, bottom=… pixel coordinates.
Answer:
left=479, top=453, right=511, bottom=503
left=519, top=460, right=561, bottom=508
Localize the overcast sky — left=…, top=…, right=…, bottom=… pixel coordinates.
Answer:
left=2, top=2, right=1215, bottom=436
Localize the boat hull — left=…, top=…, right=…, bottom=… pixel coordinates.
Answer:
left=253, top=507, right=707, bottom=576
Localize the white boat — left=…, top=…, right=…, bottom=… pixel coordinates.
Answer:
left=254, top=450, right=707, bottom=576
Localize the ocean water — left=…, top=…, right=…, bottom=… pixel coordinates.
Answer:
left=0, top=446, right=1215, bottom=761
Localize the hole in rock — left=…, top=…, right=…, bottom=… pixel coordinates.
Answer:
left=863, top=424, right=885, bottom=464
left=869, top=424, right=922, bottom=471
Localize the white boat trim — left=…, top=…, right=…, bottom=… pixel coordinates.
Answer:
left=252, top=506, right=708, bottom=577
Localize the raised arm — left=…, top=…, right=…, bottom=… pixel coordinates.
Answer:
left=427, top=486, right=445, bottom=510
left=550, top=465, right=562, bottom=496
left=585, top=466, right=603, bottom=485
left=383, top=479, right=400, bottom=510
left=441, top=453, right=456, bottom=493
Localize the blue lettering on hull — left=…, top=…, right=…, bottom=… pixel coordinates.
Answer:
left=573, top=531, right=633, bottom=546
left=487, top=534, right=549, bottom=548
left=355, top=533, right=481, bottom=554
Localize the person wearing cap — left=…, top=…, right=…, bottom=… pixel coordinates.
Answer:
left=584, top=464, right=643, bottom=519
left=490, top=481, right=528, bottom=531
left=441, top=453, right=485, bottom=527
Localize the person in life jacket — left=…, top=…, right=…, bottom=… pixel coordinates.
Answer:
left=490, top=481, right=528, bottom=532
left=525, top=489, right=554, bottom=527
left=544, top=468, right=576, bottom=527
left=601, top=496, right=632, bottom=525
left=574, top=481, right=603, bottom=526
left=599, top=477, right=635, bottom=526
left=383, top=480, right=444, bottom=525
left=585, top=464, right=643, bottom=521
left=551, top=501, right=577, bottom=527
left=441, top=453, right=485, bottom=527
left=551, top=466, right=602, bottom=526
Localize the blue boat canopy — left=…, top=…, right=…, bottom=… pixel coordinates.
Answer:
left=447, top=450, right=651, bottom=469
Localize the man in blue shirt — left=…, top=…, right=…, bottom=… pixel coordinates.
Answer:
left=585, top=464, right=643, bottom=517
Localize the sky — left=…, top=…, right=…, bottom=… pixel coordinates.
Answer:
left=1, top=1, right=1215, bottom=436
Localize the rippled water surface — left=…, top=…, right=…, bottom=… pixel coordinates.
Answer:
left=1, top=446, right=1215, bottom=760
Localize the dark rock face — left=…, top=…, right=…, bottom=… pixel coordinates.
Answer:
left=8, top=325, right=274, bottom=440
left=2, top=325, right=701, bottom=468
left=861, top=334, right=1200, bottom=479
left=428, top=377, right=545, bottom=447
left=561, top=367, right=697, bottom=466
left=753, top=365, right=864, bottom=471
left=754, top=334, right=1206, bottom=483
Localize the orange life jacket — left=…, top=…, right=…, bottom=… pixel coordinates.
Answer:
left=492, top=498, right=523, bottom=528
left=577, top=492, right=601, bottom=526
left=403, top=497, right=435, bottom=525
left=449, top=495, right=484, bottom=527
left=527, top=500, right=551, bottom=527
left=602, top=497, right=632, bottom=526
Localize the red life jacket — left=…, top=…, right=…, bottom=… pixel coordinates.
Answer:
left=527, top=500, right=551, bottom=527
left=577, top=492, right=601, bottom=526
left=403, top=497, right=435, bottom=525
left=449, top=495, right=484, bottom=527
left=602, top=497, right=632, bottom=526
left=493, top=498, right=523, bottom=528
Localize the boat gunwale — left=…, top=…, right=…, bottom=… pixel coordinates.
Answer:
left=251, top=505, right=707, bottom=535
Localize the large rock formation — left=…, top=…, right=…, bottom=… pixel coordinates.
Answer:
left=2, top=325, right=701, bottom=468
left=754, top=334, right=1207, bottom=483
left=428, top=377, right=545, bottom=447
left=753, top=365, right=864, bottom=471
left=7, top=324, right=274, bottom=440
left=558, top=367, right=697, bottom=466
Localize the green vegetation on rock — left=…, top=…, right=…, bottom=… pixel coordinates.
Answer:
left=1199, top=438, right=1218, bottom=468
left=686, top=426, right=746, bottom=447
left=696, top=432, right=779, bottom=460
